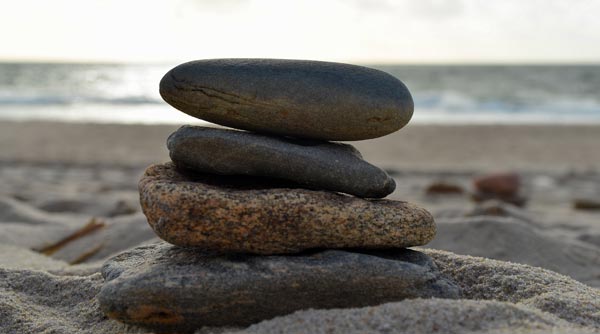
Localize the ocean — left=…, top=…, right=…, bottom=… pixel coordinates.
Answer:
left=1, top=62, right=599, bottom=125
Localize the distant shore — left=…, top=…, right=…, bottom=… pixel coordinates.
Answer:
left=2, top=120, right=599, bottom=172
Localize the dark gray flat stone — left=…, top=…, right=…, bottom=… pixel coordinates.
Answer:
left=159, top=59, right=414, bottom=141
left=167, top=125, right=395, bottom=198
left=99, top=242, right=460, bottom=332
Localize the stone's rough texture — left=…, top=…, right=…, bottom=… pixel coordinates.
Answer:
left=167, top=125, right=396, bottom=198
left=159, top=59, right=414, bottom=141
left=98, top=242, right=460, bottom=332
left=139, top=163, right=435, bottom=254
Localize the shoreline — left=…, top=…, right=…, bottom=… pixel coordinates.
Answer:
left=2, top=120, right=599, bottom=172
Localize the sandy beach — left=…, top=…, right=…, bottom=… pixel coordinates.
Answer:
left=3, top=121, right=600, bottom=170
left=1, top=120, right=600, bottom=333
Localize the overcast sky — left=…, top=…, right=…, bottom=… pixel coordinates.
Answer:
left=1, top=0, right=599, bottom=63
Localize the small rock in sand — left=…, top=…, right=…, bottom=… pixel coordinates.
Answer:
left=472, top=172, right=526, bottom=206
left=573, top=198, right=600, bottom=211
left=425, top=181, right=464, bottom=195
left=473, top=171, right=521, bottom=196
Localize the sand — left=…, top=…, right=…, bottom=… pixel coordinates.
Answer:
left=2, top=121, right=600, bottom=170
left=1, top=246, right=598, bottom=334
left=1, top=120, right=600, bottom=333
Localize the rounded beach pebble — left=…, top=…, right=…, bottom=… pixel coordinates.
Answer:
left=98, top=241, right=460, bottom=332
left=167, top=125, right=395, bottom=198
left=139, top=163, right=435, bottom=254
left=159, top=58, right=414, bottom=141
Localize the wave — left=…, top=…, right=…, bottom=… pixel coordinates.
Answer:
left=0, top=94, right=162, bottom=106
left=413, top=91, right=600, bottom=116
left=3, top=90, right=599, bottom=113
left=1, top=89, right=600, bottom=125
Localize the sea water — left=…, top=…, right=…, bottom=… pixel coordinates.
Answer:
left=1, top=62, right=599, bottom=124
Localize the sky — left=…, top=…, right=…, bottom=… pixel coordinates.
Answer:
left=1, top=0, right=600, bottom=64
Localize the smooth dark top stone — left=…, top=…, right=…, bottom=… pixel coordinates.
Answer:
left=167, top=125, right=395, bottom=198
left=99, top=242, right=460, bottom=332
left=159, top=58, right=414, bottom=141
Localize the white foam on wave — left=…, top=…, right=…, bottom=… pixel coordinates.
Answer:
left=0, top=104, right=204, bottom=125
left=411, top=90, right=600, bottom=124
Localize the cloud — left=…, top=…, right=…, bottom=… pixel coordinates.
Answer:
left=350, top=0, right=464, bottom=19
left=409, top=0, right=464, bottom=19
left=352, top=0, right=397, bottom=12
left=1, top=0, right=599, bottom=62
left=184, top=0, right=249, bottom=11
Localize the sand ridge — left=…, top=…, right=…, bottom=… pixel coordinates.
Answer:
left=1, top=245, right=598, bottom=334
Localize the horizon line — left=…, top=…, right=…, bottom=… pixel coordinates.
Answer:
left=1, top=57, right=600, bottom=66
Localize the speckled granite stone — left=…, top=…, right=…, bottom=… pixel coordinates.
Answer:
left=159, top=58, right=414, bottom=141
left=167, top=125, right=395, bottom=198
left=139, top=163, right=435, bottom=254
left=98, top=242, right=460, bottom=332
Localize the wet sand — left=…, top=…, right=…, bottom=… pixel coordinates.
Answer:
left=2, top=121, right=600, bottom=171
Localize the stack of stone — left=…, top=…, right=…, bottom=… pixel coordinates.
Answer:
left=98, top=59, right=459, bottom=333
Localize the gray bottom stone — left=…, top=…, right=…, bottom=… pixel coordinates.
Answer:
left=99, top=242, right=460, bottom=333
